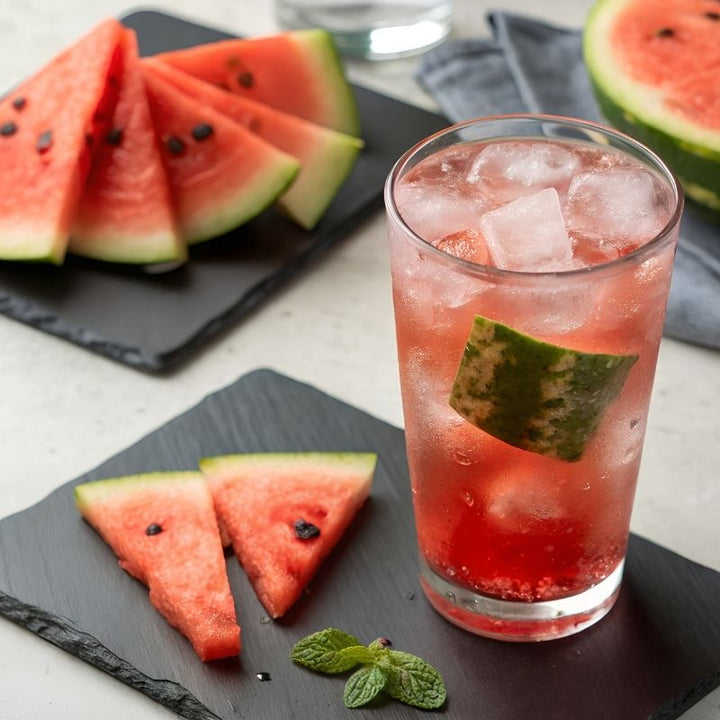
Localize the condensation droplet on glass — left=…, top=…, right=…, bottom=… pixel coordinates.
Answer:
left=445, top=566, right=457, bottom=577
left=452, top=450, right=473, bottom=466
left=463, top=491, right=474, bottom=507
left=460, top=565, right=469, bottom=576
left=445, top=590, right=457, bottom=604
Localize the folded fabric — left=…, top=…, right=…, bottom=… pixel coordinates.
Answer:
left=416, top=12, right=720, bottom=351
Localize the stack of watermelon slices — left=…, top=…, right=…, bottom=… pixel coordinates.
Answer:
left=74, top=452, right=376, bottom=662
left=0, top=19, right=363, bottom=265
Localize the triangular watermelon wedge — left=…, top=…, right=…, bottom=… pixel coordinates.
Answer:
left=70, top=30, right=186, bottom=264
left=143, top=71, right=300, bottom=244
left=154, top=29, right=361, bottom=137
left=0, top=19, right=124, bottom=263
left=199, top=453, right=376, bottom=618
left=142, top=58, right=363, bottom=230
left=74, top=472, right=241, bottom=661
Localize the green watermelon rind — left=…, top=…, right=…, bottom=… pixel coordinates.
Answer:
left=74, top=471, right=203, bottom=510
left=184, top=155, right=300, bottom=245
left=199, top=452, right=377, bottom=476
left=292, top=29, right=362, bottom=139
left=277, top=129, right=364, bottom=230
left=449, top=316, right=638, bottom=462
left=583, top=0, right=720, bottom=211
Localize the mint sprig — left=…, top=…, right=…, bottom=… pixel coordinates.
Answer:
left=290, top=628, right=446, bottom=710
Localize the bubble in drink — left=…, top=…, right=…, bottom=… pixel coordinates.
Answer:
left=565, top=168, right=669, bottom=250
left=478, top=188, right=573, bottom=272
left=467, top=140, right=581, bottom=201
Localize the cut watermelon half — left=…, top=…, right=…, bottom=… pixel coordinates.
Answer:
left=199, top=452, right=376, bottom=618
left=0, top=19, right=124, bottom=263
left=155, top=29, right=361, bottom=137
left=142, top=58, right=364, bottom=230
left=74, top=471, right=241, bottom=661
left=584, top=0, right=720, bottom=210
left=143, top=71, right=299, bottom=244
left=70, top=30, right=185, bottom=264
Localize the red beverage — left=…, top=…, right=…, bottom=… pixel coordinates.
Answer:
left=385, top=116, right=682, bottom=640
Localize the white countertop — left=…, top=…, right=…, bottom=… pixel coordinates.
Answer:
left=0, top=1, right=718, bottom=718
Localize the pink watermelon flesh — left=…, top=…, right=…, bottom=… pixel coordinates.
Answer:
left=74, top=472, right=241, bottom=662
left=154, top=29, right=361, bottom=137
left=200, top=453, right=376, bottom=618
left=70, top=29, right=185, bottom=264
left=142, top=58, right=363, bottom=230
left=610, top=0, right=720, bottom=129
left=142, top=70, right=299, bottom=244
left=0, top=19, right=124, bottom=263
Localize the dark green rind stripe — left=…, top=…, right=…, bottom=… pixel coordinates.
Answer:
left=449, top=316, right=638, bottom=462
left=589, top=78, right=720, bottom=215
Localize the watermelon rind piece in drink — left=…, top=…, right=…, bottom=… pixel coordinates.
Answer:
left=154, top=29, right=361, bottom=137
left=143, top=70, right=300, bottom=244
left=142, top=57, right=363, bottom=230
left=70, top=29, right=186, bottom=264
left=74, top=471, right=241, bottom=661
left=584, top=0, right=720, bottom=211
left=199, top=452, right=376, bottom=618
left=449, top=315, right=638, bottom=462
left=0, top=19, right=124, bottom=263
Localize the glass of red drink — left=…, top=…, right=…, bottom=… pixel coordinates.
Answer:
left=385, top=115, right=683, bottom=641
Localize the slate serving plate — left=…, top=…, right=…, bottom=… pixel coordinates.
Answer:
left=1, top=369, right=719, bottom=720
left=0, top=12, right=447, bottom=373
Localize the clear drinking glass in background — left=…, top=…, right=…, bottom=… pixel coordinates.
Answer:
left=385, top=115, right=683, bottom=641
left=274, top=0, right=452, bottom=60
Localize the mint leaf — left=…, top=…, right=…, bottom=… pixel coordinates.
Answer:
left=381, top=650, right=446, bottom=709
left=343, top=664, right=387, bottom=708
left=338, top=645, right=376, bottom=666
left=290, top=628, right=362, bottom=673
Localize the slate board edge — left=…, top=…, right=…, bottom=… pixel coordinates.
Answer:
left=0, top=593, right=218, bottom=720
left=653, top=666, right=720, bottom=720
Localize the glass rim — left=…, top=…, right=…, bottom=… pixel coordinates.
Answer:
left=384, top=113, right=685, bottom=279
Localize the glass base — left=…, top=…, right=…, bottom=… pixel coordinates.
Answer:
left=419, top=557, right=624, bottom=642
left=275, top=1, right=452, bottom=60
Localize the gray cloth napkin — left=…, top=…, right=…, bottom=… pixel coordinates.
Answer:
left=416, top=11, right=720, bottom=351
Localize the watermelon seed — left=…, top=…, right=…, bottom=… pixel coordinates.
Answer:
left=165, top=136, right=185, bottom=155
left=256, top=672, right=271, bottom=682
left=12, top=97, right=26, bottom=111
left=0, top=122, right=17, bottom=137
left=145, top=523, right=163, bottom=536
left=106, top=127, right=123, bottom=146
left=704, top=11, right=720, bottom=20
left=238, top=71, right=254, bottom=88
left=294, top=519, right=321, bottom=540
left=36, top=130, right=53, bottom=153
left=655, top=27, right=675, bottom=37
left=191, top=123, right=214, bottom=141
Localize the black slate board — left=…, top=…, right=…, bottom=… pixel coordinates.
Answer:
left=0, top=12, right=447, bottom=373
left=1, top=369, right=719, bottom=720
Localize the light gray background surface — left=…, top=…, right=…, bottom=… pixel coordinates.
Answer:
left=0, top=1, right=718, bottom=718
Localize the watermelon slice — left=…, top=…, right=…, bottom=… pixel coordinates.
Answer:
left=74, top=472, right=241, bottom=661
left=199, top=452, right=376, bottom=618
left=70, top=30, right=185, bottom=264
left=584, top=0, right=720, bottom=210
left=0, top=19, right=123, bottom=263
left=143, top=71, right=299, bottom=244
left=155, top=29, right=361, bottom=137
left=142, top=58, right=363, bottom=230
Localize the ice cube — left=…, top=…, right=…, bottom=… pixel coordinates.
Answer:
left=478, top=188, right=573, bottom=272
left=467, top=140, right=581, bottom=201
left=395, top=147, right=491, bottom=242
left=565, top=168, right=668, bottom=249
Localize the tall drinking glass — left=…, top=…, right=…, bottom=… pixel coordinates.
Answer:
left=385, top=115, right=683, bottom=641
